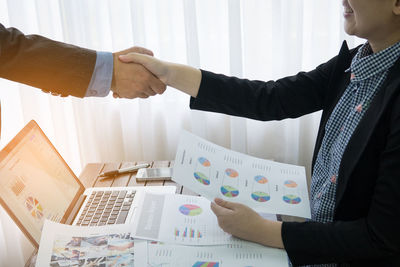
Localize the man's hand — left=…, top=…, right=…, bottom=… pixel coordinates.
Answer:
left=210, top=198, right=284, bottom=248
left=111, top=47, right=166, bottom=98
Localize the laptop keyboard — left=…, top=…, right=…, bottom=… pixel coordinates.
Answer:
left=76, top=190, right=135, bottom=226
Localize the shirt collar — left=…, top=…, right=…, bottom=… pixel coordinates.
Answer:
left=345, top=41, right=400, bottom=82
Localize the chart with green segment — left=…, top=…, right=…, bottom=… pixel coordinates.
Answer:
left=179, top=204, right=203, bottom=216
left=132, top=193, right=234, bottom=246
left=172, top=130, right=311, bottom=218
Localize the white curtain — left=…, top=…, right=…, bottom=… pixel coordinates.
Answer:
left=0, top=0, right=363, bottom=266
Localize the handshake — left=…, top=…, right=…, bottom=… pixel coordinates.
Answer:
left=111, top=46, right=201, bottom=99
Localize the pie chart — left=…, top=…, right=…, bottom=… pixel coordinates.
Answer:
left=251, top=191, right=270, bottom=202
left=192, top=262, right=219, bottom=267
left=254, top=175, right=268, bottom=184
left=194, top=172, right=210, bottom=185
left=25, top=196, right=44, bottom=219
left=225, top=168, right=238, bottom=178
left=284, top=180, right=298, bottom=188
left=283, top=194, right=301, bottom=204
left=220, top=185, right=239, bottom=197
left=179, top=204, right=203, bottom=216
left=198, top=157, right=211, bottom=167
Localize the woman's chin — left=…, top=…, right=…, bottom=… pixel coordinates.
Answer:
left=344, top=24, right=356, bottom=36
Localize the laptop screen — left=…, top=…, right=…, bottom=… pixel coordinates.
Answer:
left=0, top=120, right=84, bottom=246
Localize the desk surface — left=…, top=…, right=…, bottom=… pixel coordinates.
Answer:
left=79, top=161, right=197, bottom=196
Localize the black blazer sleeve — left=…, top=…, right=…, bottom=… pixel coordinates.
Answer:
left=190, top=54, right=339, bottom=121
left=0, top=23, right=97, bottom=98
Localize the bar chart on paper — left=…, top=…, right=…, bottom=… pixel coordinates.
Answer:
left=132, top=193, right=233, bottom=245
left=172, top=131, right=311, bottom=218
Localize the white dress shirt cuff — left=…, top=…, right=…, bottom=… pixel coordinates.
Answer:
left=85, top=51, right=113, bottom=97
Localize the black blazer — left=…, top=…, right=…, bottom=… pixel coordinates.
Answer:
left=0, top=23, right=96, bottom=97
left=190, top=42, right=400, bottom=266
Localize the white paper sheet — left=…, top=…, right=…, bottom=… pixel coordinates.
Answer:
left=173, top=131, right=311, bottom=218
left=134, top=240, right=289, bottom=267
left=131, top=193, right=235, bottom=245
left=36, top=220, right=136, bottom=267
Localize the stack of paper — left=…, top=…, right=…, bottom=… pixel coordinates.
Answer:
left=36, top=131, right=313, bottom=266
left=172, top=131, right=311, bottom=218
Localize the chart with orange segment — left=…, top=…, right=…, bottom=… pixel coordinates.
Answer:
left=173, top=131, right=311, bottom=218
left=132, top=193, right=233, bottom=246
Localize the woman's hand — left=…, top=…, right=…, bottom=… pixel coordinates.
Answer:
left=119, top=52, right=170, bottom=85
left=211, top=198, right=284, bottom=249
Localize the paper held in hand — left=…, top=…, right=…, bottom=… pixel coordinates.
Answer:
left=172, top=130, right=311, bottom=219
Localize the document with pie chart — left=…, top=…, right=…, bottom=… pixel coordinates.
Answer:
left=134, top=239, right=289, bottom=267
left=172, top=131, right=311, bottom=219
left=131, top=192, right=234, bottom=245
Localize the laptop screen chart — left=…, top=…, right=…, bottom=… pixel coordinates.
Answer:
left=0, top=125, right=81, bottom=242
left=25, top=196, right=44, bottom=220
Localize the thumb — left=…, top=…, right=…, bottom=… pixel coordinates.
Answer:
left=210, top=201, right=231, bottom=216
left=118, top=52, right=152, bottom=65
left=131, top=46, right=154, bottom=56
left=214, top=198, right=237, bottom=210
left=117, top=46, right=154, bottom=57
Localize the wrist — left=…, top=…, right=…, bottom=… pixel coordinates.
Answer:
left=163, top=62, right=175, bottom=85
left=251, top=217, right=270, bottom=244
left=256, top=219, right=284, bottom=249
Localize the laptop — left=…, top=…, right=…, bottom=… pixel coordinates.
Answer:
left=0, top=120, right=176, bottom=248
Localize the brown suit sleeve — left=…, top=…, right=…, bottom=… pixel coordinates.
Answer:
left=0, top=23, right=97, bottom=97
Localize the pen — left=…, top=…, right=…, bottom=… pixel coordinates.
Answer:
left=99, top=163, right=150, bottom=177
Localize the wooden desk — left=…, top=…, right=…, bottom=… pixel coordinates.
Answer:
left=82, top=161, right=199, bottom=195
left=26, top=160, right=193, bottom=267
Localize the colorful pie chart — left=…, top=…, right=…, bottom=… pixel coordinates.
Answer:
left=198, top=157, right=211, bottom=167
left=283, top=194, right=301, bottom=204
left=225, top=168, right=238, bottom=178
left=251, top=191, right=271, bottom=202
left=193, top=262, right=219, bottom=267
left=220, top=185, right=239, bottom=198
left=194, top=172, right=210, bottom=185
left=25, top=196, right=43, bottom=219
left=254, top=175, right=268, bottom=184
left=284, top=180, right=298, bottom=188
left=179, top=204, right=203, bottom=216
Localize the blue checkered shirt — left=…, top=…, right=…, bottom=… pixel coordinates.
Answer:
left=302, top=41, right=400, bottom=267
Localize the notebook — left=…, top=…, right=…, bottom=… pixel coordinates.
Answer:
left=0, top=120, right=175, bottom=248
